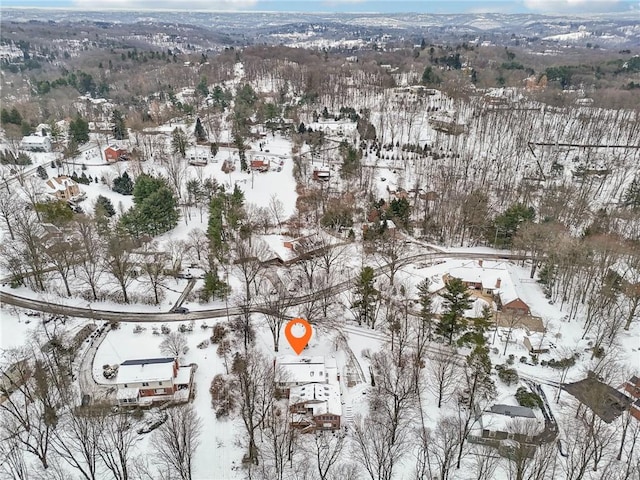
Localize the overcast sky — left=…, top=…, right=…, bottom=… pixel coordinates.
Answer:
left=2, top=0, right=638, bottom=14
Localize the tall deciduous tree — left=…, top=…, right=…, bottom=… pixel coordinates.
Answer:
left=152, top=405, right=202, bottom=480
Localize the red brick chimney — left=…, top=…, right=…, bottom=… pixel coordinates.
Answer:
left=495, top=277, right=502, bottom=288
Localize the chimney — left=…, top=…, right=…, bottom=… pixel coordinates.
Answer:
left=478, top=259, right=483, bottom=267
left=495, top=278, right=502, bottom=288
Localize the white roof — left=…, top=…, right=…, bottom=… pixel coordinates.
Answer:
left=175, top=366, right=191, bottom=386
left=289, top=382, right=342, bottom=417
left=45, top=176, right=77, bottom=193
left=448, top=260, right=522, bottom=306
left=21, top=135, right=50, bottom=145
left=116, top=387, right=139, bottom=400
left=276, top=356, right=327, bottom=384
left=259, top=235, right=297, bottom=262
left=116, top=358, right=175, bottom=385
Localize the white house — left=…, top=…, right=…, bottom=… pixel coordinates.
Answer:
left=20, top=135, right=52, bottom=152
left=275, top=355, right=339, bottom=395
left=115, top=357, right=193, bottom=406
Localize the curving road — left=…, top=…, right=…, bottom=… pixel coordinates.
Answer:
left=0, top=250, right=530, bottom=323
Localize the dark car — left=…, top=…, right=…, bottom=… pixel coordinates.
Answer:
left=170, top=307, right=189, bottom=314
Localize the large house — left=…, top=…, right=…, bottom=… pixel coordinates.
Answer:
left=289, top=383, right=342, bottom=431
left=45, top=175, right=84, bottom=202
left=115, top=357, right=193, bottom=406
left=447, top=260, right=531, bottom=316
left=20, top=135, right=52, bottom=152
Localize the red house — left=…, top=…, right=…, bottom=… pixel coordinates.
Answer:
left=250, top=159, right=270, bottom=172
left=105, top=146, right=128, bottom=163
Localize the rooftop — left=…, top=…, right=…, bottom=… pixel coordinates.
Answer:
left=289, top=382, right=342, bottom=417
left=117, top=358, right=176, bottom=385
left=276, top=356, right=327, bottom=385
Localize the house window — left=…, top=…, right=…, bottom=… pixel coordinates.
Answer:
left=159, top=382, right=163, bottom=386
left=124, top=384, right=128, bottom=388
left=142, top=382, right=149, bottom=387
left=155, top=388, right=166, bottom=395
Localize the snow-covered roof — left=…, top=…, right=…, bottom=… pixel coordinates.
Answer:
left=481, top=404, right=543, bottom=433
left=175, top=366, right=192, bottom=386
left=116, top=387, right=139, bottom=400
left=45, top=175, right=78, bottom=193
left=276, top=356, right=327, bottom=384
left=447, top=260, right=522, bottom=306
left=117, top=357, right=175, bottom=385
left=20, top=135, right=50, bottom=145
left=259, top=235, right=297, bottom=262
left=289, top=382, right=342, bottom=417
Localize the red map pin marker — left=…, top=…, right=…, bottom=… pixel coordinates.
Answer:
left=284, top=318, right=312, bottom=355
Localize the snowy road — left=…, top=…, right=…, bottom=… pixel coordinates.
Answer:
left=0, top=251, right=533, bottom=323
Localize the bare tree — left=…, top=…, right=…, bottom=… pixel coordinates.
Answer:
left=426, top=348, right=461, bottom=408
left=103, top=232, right=136, bottom=303
left=374, top=233, right=408, bottom=288
left=97, top=411, right=139, bottom=480
left=140, top=247, right=168, bottom=305
left=0, top=193, right=18, bottom=240
left=159, top=332, right=188, bottom=357
left=312, top=431, right=346, bottom=480
left=50, top=405, right=105, bottom=480
left=235, top=239, right=266, bottom=302
left=45, top=238, right=77, bottom=297
left=75, top=217, right=105, bottom=300
left=269, top=194, right=285, bottom=231
left=152, top=404, right=202, bottom=480
left=261, top=282, right=294, bottom=352
left=469, top=445, right=500, bottom=480
left=232, top=348, right=275, bottom=466
left=258, top=401, right=298, bottom=480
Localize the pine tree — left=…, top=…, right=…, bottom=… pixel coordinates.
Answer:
left=436, top=277, right=472, bottom=345
left=68, top=115, right=90, bottom=144
left=352, top=266, right=379, bottom=327
left=111, top=109, right=127, bottom=140
left=95, top=195, right=116, bottom=217
left=172, top=127, right=188, bottom=157
left=417, top=279, right=434, bottom=341
left=112, top=171, right=134, bottom=195
left=36, top=165, right=48, bottom=180
left=194, top=117, right=207, bottom=142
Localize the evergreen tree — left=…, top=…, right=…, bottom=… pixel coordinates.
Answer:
left=459, top=305, right=493, bottom=347
left=490, top=202, right=535, bottom=247
left=196, top=76, right=209, bottom=97
left=298, top=122, right=306, bottom=134
left=200, top=269, right=230, bottom=302
left=210, top=142, right=219, bottom=157
left=172, top=127, right=188, bottom=157
left=120, top=185, right=179, bottom=237
left=35, top=200, right=73, bottom=224
left=421, top=66, right=440, bottom=85
left=352, top=266, right=379, bottom=327
left=95, top=195, right=116, bottom=217
left=68, top=115, right=90, bottom=144
left=389, top=197, right=411, bottom=228
left=111, top=109, right=127, bottom=140
left=112, top=171, right=134, bottom=195
left=417, top=279, right=434, bottom=341
left=194, top=117, right=207, bottom=142
left=133, top=173, right=167, bottom=205
left=36, top=165, right=48, bottom=180
left=436, top=277, right=471, bottom=345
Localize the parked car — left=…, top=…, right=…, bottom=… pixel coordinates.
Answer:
left=170, top=307, right=189, bottom=314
